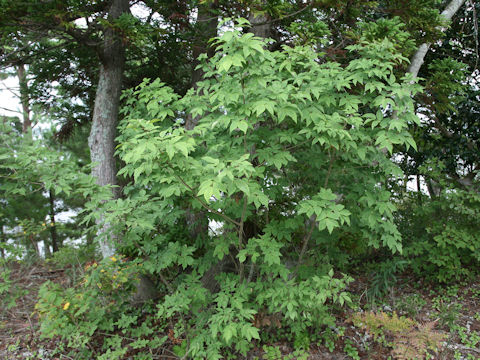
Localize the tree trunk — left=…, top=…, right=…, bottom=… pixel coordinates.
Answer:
left=185, top=3, right=219, bottom=292
left=28, top=234, right=40, bottom=258
left=16, top=63, right=31, bottom=133
left=184, top=4, right=217, bottom=236
left=48, top=189, right=59, bottom=252
left=407, top=0, right=466, bottom=78
left=248, top=12, right=271, bottom=39
left=183, top=4, right=217, bottom=226
left=185, top=3, right=218, bottom=130
left=44, top=239, right=51, bottom=258
left=88, top=0, right=129, bottom=258
left=0, top=226, right=5, bottom=259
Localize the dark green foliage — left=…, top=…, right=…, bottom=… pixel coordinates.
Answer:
left=399, top=187, right=480, bottom=283
left=0, top=120, right=105, bottom=257
left=367, top=258, right=408, bottom=304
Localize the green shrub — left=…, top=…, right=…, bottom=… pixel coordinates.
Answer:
left=38, top=17, right=420, bottom=359
left=399, top=187, right=480, bottom=283
left=36, top=256, right=165, bottom=359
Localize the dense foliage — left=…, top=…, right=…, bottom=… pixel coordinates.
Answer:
left=0, top=0, right=479, bottom=359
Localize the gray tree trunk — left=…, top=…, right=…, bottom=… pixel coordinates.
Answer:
left=185, top=3, right=218, bottom=130
left=16, top=63, right=31, bottom=134
left=407, top=0, right=466, bottom=78
left=49, top=189, right=59, bottom=252
left=407, top=0, right=471, bottom=195
left=88, top=0, right=129, bottom=258
left=248, top=12, right=271, bottom=39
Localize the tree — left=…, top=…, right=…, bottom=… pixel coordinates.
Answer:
left=108, top=20, right=420, bottom=356
left=88, top=0, right=130, bottom=257
left=392, top=0, right=480, bottom=282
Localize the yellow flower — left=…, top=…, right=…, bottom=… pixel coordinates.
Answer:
left=42, top=223, right=46, bottom=226
left=63, top=302, right=70, bottom=310
left=110, top=256, right=117, bottom=262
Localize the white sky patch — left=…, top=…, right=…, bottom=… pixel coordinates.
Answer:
left=0, top=75, right=21, bottom=117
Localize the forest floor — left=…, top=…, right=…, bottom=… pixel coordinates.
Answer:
left=1, top=261, right=480, bottom=359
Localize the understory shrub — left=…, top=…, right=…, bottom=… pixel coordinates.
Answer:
left=38, top=18, right=420, bottom=358
left=398, top=175, right=480, bottom=283
left=36, top=256, right=166, bottom=359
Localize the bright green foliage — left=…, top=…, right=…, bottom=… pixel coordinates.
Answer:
left=0, top=0, right=473, bottom=357
left=78, top=19, right=423, bottom=357
left=343, top=339, right=360, bottom=360
left=262, top=345, right=309, bottom=360
left=117, top=19, right=419, bottom=252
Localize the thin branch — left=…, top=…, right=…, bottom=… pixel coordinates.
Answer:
left=0, top=106, right=21, bottom=114
left=0, top=84, right=20, bottom=99
left=470, top=0, right=479, bottom=70
left=196, top=2, right=312, bottom=26
left=296, top=150, right=336, bottom=272
left=0, top=42, right=78, bottom=71
left=238, top=195, right=247, bottom=280
left=252, top=3, right=313, bottom=27
left=425, top=111, right=478, bottom=152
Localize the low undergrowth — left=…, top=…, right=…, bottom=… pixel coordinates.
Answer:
left=3, top=258, right=480, bottom=360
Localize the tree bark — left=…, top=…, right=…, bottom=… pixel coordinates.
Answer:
left=184, top=5, right=217, bottom=237
left=16, top=63, right=31, bottom=133
left=88, top=0, right=129, bottom=258
left=0, top=226, right=5, bottom=259
left=184, top=3, right=219, bottom=292
left=185, top=3, right=218, bottom=130
left=48, top=189, right=59, bottom=252
left=248, top=12, right=271, bottom=39
left=407, top=0, right=466, bottom=78
left=407, top=0, right=474, bottom=195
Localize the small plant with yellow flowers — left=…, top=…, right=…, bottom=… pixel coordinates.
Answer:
left=36, top=255, right=164, bottom=358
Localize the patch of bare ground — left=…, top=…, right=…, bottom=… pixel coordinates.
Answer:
left=0, top=261, right=66, bottom=359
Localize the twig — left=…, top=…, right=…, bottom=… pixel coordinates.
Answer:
left=469, top=0, right=479, bottom=70
left=0, top=106, right=21, bottom=114
left=254, top=3, right=313, bottom=26
left=238, top=195, right=248, bottom=281
left=456, top=345, right=480, bottom=354
left=295, top=150, right=336, bottom=272
left=60, top=355, right=75, bottom=360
